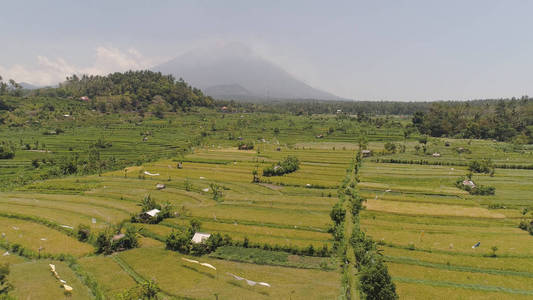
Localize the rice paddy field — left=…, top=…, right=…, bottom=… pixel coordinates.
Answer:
left=359, top=154, right=533, bottom=298
left=0, top=139, right=351, bottom=299
left=0, top=111, right=532, bottom=299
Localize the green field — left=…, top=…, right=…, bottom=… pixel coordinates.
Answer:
left=0, top=108, right=532, bottom=299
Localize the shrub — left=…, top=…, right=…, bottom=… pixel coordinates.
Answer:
left=384, top=142, right=397, bottom=154
left=116, top=280, right=160, bottom=300
left=209, top=183, right=223, bottom=202
left=165, top=230, right=191, bottom=253
left=0, top=142, right=14, bottom=159
left=330, top=202, right=346, bottom=225
left=488, top=203, right=505, bottom=209
left=470, top=185, right=495, bottom=195
left=93, top=137, right=112, bottom=149
left=0, top=263, right=12, bottom=295
left=468, top=159, right=494, bottom=174
left=455, top=176, right=495, bottom=195
left=76, top=224, right=91, bottom=242
left=131, top=195, right=174, bottom=224
left=95, top=225, right=138, bottom=254
left=237, top=141, right=254, bottom=150
left=262, top=156, right=300, bottom=177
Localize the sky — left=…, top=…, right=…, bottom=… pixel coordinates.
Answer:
left=1, top=0, right=533, bottom=101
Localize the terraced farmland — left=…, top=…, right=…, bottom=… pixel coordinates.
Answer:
left=0, top=145, right=350, bottom=299
left=359, top=158, right=533, bottom=299
left=1, top=112, right=532, bottom=299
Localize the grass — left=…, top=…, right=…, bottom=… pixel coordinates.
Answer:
left=0, top=217, right=93, bottom=256
left=7, top=260, right=93, bottom=300
left=118, top=247, right=340, bottom=299
left=209, top=246, right=335, bottom=270
left=78, top=255, right=137, bottom=297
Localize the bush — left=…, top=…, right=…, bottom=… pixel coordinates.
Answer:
left=95, top=225, right=138, bottom=254
left=131, top=195, right=173, bottom=224
left=165, top=230, right=191, bottom=254
left=76, top=224, right=91, bottom=242
left=455, top=177, right=495, bottom=195
left=237, top=141, right=254, bottom=150
left=262, top=156, right=300, bottom=176
left=0, top=263, right=12, bottom=295
left=116, top=280, right=160, bottom=300
left=0, top=142, right=14, bottom=159
left=93, top=137, right=112, bottom=149
left=330, top=202, right=346, bottom=225
left=468, top=159, right=494, bottom=174
left=384, top=142, right=397, bottom=154
left=470, top=185, right=495, bottom=195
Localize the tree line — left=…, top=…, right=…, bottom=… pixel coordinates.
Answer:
left=412, top=97, right=533, bottom=142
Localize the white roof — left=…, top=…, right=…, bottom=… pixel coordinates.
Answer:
left=145, top=208, right=160, bottom=217
left=191, top=232, right=211, bottom=244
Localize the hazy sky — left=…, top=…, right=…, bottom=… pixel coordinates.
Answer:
left=1, top=0, right=532, bottom=101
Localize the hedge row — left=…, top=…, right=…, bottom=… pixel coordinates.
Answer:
left=348, top=151, right=398, bottom=300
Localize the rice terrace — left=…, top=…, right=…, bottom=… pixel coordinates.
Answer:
left=0, top=75, right=532, bottom=300
left=2, top=2, right=533, bottom=299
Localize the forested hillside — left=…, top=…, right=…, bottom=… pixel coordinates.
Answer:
left=31, top=70, right=215, bottom=112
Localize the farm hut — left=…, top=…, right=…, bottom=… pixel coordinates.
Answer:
left=316, top=134, right=324, bottom=139
left=156, top=183, right=166, bottom=190
left=112, top=233, right=126, bottom=241
left=177, top=162, right=183, bottom=169
left=336, top=109, right=342, bottom=114
left=143, top=136, right=148, bottom=142
left=462, top=180, right=476, bottom=189
left=144, top=209, right=161, bottom=218
left=432, top=153, right=441, bottom=157
left=362, top=150, right=372, bottom=157
left=191, top=232, right=211, bottom=244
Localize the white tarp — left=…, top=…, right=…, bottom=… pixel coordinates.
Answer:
left=227, top=273, right=271, bottom=288
left=144, top=171, right=160, bottom=176
left=200, top=263, right=216, bottom=270
left=181, top=258, right=199, bottom=264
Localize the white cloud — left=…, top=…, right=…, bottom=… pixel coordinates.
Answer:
left=0, top=46, right=156, bottom=86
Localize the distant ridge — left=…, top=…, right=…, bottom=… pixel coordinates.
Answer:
left=19, top=82, right=41, bottom=90
left=153, top=42, right=341, bottom=101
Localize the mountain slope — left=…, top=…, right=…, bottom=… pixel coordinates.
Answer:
left=153, top=43, right=340, bottom=100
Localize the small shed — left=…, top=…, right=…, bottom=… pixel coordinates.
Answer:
left=362, top=150, right=372, bottom=157
left=144, top=208, right=160, bottom=218
left=191, top=232, right=211, bottom=244
left=462, top=180, right=476, bottom=189
left=432, top=153, right=441, bottom=157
